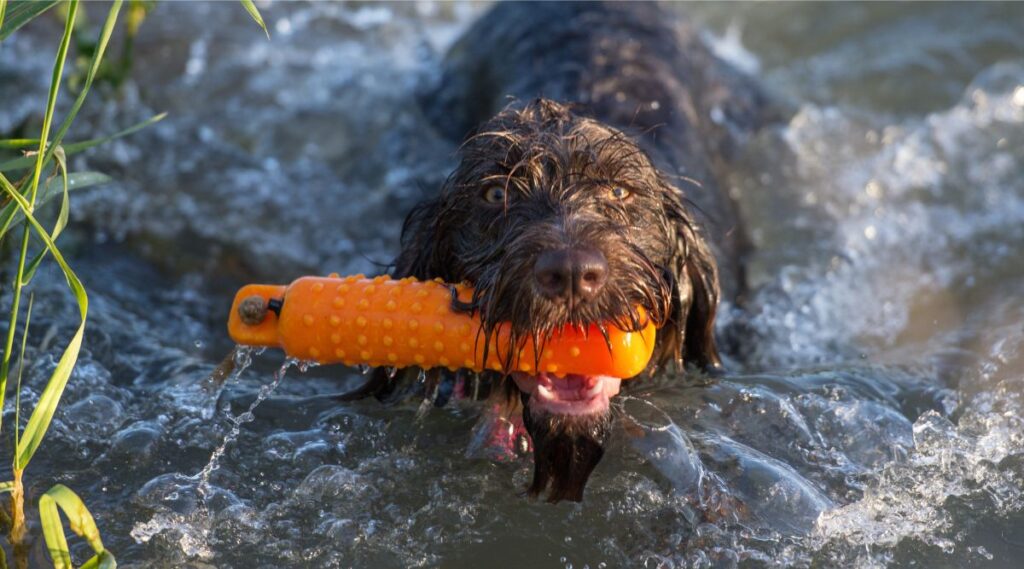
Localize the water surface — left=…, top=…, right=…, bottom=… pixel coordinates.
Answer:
left=2, top=2, right=1023, bottom=567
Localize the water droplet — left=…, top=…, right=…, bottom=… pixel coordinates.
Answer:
left=515, top=434, right=530, bottom=456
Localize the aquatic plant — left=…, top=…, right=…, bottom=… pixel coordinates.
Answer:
left=0, top=1, right=266, bottom=566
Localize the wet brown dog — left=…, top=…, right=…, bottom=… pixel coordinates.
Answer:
left=344, top=2, right=774, bottom=502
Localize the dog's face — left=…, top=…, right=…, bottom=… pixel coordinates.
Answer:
left=396, top=99, right=722, bottom=502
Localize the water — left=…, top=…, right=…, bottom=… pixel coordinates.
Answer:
left=2, top=2, right=1023, bottom=567
left=195, top=355, right=298, bottom=501
left=129, top=354, right=297, bottom=561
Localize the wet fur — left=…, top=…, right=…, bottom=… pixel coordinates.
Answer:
left=394, top=100, right=722, bottom=373
left=521, top=397, right=612, bottom=503
left=340, top=2, right=776, bottom=502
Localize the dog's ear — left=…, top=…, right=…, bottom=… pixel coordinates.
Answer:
left=658, top=186, right=723, bottom=373
left=393, top=197, right=456, bottom=281
left=680, top=227, right=723, bottom=371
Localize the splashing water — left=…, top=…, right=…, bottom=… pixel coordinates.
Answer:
left=198, top=345, right=259, bottom=420
left=130, top=355, right=309, bottom=558
left=195, top=357, right=302, bottom=500
left=5, top=2, right=1024, bottom=567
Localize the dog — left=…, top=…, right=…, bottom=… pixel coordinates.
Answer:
left=341, top=2, right=775, bottom=502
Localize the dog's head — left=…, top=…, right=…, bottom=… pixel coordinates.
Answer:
left=395, top=99, right=721, bottom=501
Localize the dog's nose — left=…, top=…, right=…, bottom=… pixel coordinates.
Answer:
left=533, top=247, right=608, bottom=302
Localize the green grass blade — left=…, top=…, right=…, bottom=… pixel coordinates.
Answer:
left=0, top=172, right=111, bottom=242
left=0, top=0, right=59, bottom=42
left=24, top=0, right=77, bottom=205
left=239, top=0, right=269, bottom=38
left=20, top=148, right=70, bottom=285
left=40, top=171, right=111, bottom=199
left=52, top=147, right=70, bottom=240
left=40, top=485, right=107, bottom=555
left=0, top=0, right=7, bottom=36
left=0, top=0, right=78, bottom=444
left=0, top=112, right=165, bottom=172
left=14, top=294, right=32, bottom=452
left=0, top=175, right=88, bottom=470
left=0, top=0, right=126, bottom=178
left=0, top=481, right=13, bottom=494
left=20, top=172, right=110, bottom=283
left=80, top=551, right=116, bottom=569
left=0, top=139, right=39, bottom=150
left=3, top=0, right=123, bottom=190
left=39, top=484, right=117, bottom=569
left=22, top=243, right=47, bottom=284
left=43, top=0, right=123, bottom=167
left=39, top=493, right=72, bottom=569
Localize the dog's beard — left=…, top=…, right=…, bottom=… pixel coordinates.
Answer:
left=522, top=400, right=612, bottom=503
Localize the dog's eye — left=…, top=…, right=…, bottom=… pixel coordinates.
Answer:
left=607, top=186, right=631, bottom=200
left=482, top=185, right=506, bottom=204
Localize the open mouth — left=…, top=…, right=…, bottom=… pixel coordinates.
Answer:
left=512, top=372, right=622, bottom=416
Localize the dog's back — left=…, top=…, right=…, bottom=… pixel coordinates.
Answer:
left=420, top=1, right=777, bottom=295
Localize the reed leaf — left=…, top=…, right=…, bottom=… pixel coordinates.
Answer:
left=79, top=552, right=116, bottom=569
left=0, top=172, right=111, bottom=241
left=0, top=0, right=125, bottom=182
left=0, top=173, right=88, bottom=470
left=0, top=0, right=78, bottom=444
left=41, top=0, right=123, bottom=170
left=0, top=139, right=38, bottom=150
left=239, top=0, right=268, bottom=38
left=22, top=148, right=70, bottom=284
left=25, top=0, right=76, bottom=204
left=0, top=0, right=59, bottom=42
left=14, top=294, right=32, bottom=452
left=39, top=485, right=114, bottom=569
left=0, top=112, right=165, bottom=173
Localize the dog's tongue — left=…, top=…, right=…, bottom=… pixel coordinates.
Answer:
left=539, top=374, right=594, bottom=399
left=513, top=373, right=622, bottom=416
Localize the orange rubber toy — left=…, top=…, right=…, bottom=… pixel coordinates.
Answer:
left=228, top=275, right=656, bottom=378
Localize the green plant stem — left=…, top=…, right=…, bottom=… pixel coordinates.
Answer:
left=3, top=2, right=77, bottom=560
left=1, top=221, right=31, bottom=422
left=14, top=294, right=32, bottom=458
left=8, top=469, right=22, bottom=568
left=0, top=0, right=78, bottom=436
